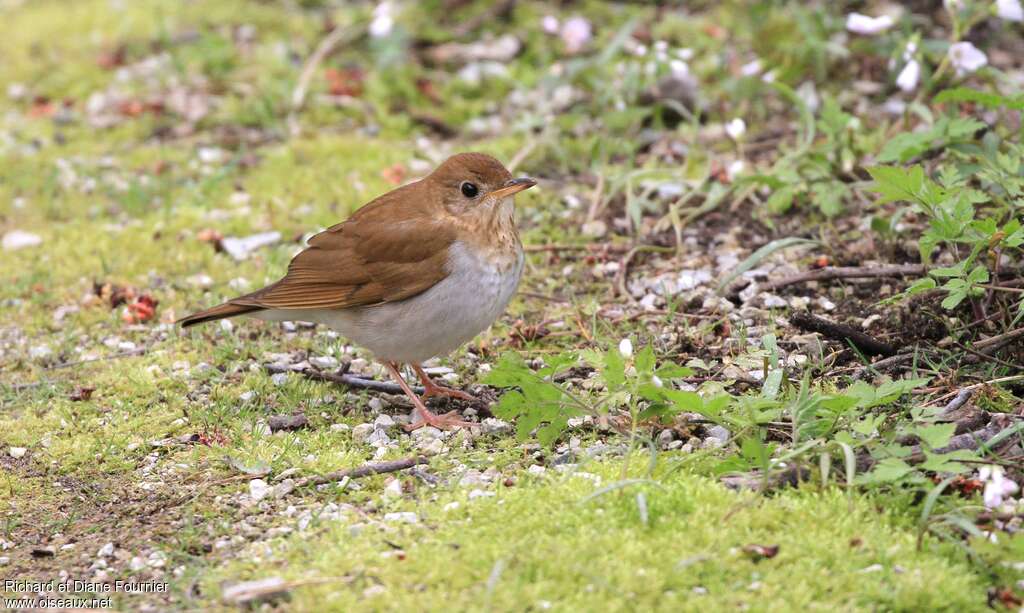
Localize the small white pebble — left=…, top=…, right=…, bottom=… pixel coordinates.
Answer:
left=249, top=479, right=270, bottom=502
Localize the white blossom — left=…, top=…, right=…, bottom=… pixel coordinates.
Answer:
left=948, top=41, right=988, bottom=76
left=979, top=466, right=1019, bottom=508
left=846, top=13, right=895, bottom=35
left=896, top=59, right=920, bottom=92
left=740, top=58, right=762, bottom=76
left=560, top=16, right=592, bottom=54
left=541, top=15, right=560, bottom=35
left=725, top=118, right=746, bottom=140
left=726, top=160, right=745, bottom=181
left=669, top=59, right=690, bottom=79
left=996, top=0, right=1024, bottom=21
left=618, top=338, right=633, bottom=359
left=369, top=2, right=394, bottom=38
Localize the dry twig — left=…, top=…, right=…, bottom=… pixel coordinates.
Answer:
left=790, top=311, right=896, bottom=357
left=293, top=456, right=429, bottom=489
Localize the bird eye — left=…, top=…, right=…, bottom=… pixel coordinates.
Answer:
left=460, top=181, right=479, bottom=198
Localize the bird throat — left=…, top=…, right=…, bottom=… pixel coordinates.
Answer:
left=464, top=197, right=521, bottom=271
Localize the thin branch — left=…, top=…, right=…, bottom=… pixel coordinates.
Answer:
left=761, top=264, right=926, bottom=292
left=289, top=24, right=361, bottom=132
left=928, top=375, right=1024, bottom=407
left=46, top=347, right=147, bottom=370
left=293, top=456, right=429, bottom=490
left=524, top=243, right=630, bottom=253
left=266, top=364, right=423, bottom=395
left=790, top=311, right=896, bottom=357
left=974, top=327, right=1024, bottom=354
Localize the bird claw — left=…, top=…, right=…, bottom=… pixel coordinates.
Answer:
left=421, top=384, right=477, bottom=403
left=404, top=409, right=475, bottom=432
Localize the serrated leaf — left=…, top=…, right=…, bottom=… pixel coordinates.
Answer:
left=913, top=423, right=956, bottom=449
left=859, top=457, right=914, bottom=484
left=920, top=449, right=975, bottom=474
left=868, top=165, right=925, bottom=204
left=635, top=344, right=655, bottom=376
left=935, top=86, right=1024, bottom=111
left=662, top=389, right=704, bottom=413
left=655, top=363, right=693, bottom=379
left=904, top=277, right=937, bottom=297
left=603, top=347, right=625, bottom=389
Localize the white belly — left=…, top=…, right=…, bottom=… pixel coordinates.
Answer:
left=256, top=242, right=523, bottom=364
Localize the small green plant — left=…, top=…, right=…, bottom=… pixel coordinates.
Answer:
left=483, top=340, right=729, bottom=446
left=869, top=123, right=1024, bottom=312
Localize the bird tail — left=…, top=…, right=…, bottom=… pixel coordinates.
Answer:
left=177, top=301, right=264, bottom=328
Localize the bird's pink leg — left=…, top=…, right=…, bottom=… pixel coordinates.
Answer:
left=383, top=362, right=474, bottom=431
left=411, top=363, right=477, bottom=402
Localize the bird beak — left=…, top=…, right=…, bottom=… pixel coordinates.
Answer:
left=488, top=177, right=537, bottom=199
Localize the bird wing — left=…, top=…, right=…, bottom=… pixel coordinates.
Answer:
left=233, top=184, right=457, bottom=310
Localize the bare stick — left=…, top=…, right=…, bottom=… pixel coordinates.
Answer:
left=289, top=24, right=360, bottom=133
left=939, top=389, right=974, bottom=418
left=294, top=456, right=429, bottom=489
left=851, top=352, right=918, bottom=380
left=927, top=375, right=1024, bottom=407
left=46, top=347, right=147, bottom=370
left=266, top=364, right=423, bottom=395
left=507, top=138, right=538, bottom=175
left=974, top=327, right=1024, bottom=354
left=762, top=265, right=926, bottom=292
left=524, top=243, right=631, bottom=253
left=790, top=311, right=897, bottom=357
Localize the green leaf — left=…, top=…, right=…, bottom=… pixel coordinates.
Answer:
left=913, top=423, right=956, bottom=449
left=868, top=165, right=926, bottom=205
left=935, top=86, right=1024, bottom=111
left=482, top=353, right=534, bottom=388
left=810, top=181, right=849, bottom=217
left=662, top=389, right=704, bottom=413
left=877, top=132, right=934, bottom=164
left=603, top=346, right=625, bottom=390
left=904, top=277, right=937, bottom=297
left=859, top=457, right=914, bottom=484
left=766, top=184, right=800, bottom=214
left=655, top=363, right=693, bottom=379
left=635, top=344, right=655, bottom=376
left=920, top=450, right=976, bottom=474
left=966, top=265, right=989, bottom=284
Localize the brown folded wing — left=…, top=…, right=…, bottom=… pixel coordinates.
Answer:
left=234, top=183, right=456, bottom=310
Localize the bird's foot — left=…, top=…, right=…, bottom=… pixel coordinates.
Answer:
left=404, top=408, right=475, bottom=432
left=421, top=381, right=477, bottom=403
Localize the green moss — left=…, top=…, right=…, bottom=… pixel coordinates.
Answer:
left=202, top=461, right=984, bottom=611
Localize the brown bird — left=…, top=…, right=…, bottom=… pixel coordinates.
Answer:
left=179, top=153, right=535, bottom=430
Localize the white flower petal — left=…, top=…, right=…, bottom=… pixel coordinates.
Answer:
left=983, top=482, right=1004, bottom=508
left=669, top=59, right=690, bottom=78
left=618, top=338, right=633, bottom=359
left=560, top=16, right=592, bottom=54
left=369, top=2, right=395, bottom=38
left=896, top=59, right=920, bottom=92
left=846, top=13, right=895, bottom=35
left=948, top=41, right=988, bottom=76
left=740, top=58, right=762, bottom=76
left=997, top=0, right=1024, bottom=21
left=541, top=15, right=560, bottom=34
left=725, top=118, right=747, bottom=140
